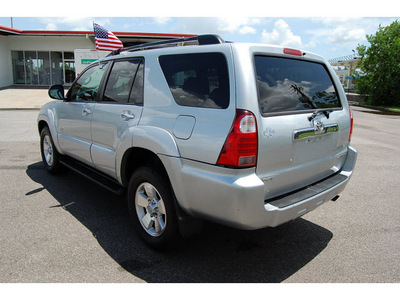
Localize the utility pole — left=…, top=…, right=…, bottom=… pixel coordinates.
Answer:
left=10, top=17, right=13, bottom=28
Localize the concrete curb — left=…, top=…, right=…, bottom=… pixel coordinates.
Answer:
left=352, top=103, right=400, bottom=114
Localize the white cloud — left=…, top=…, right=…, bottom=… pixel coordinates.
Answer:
left=45, top=23, right=58, bottom=30
left=306, top=17, right=398, bottom=46
left=261, top=19, right=302, bottom=48
left=308, top=18, right=364, bottom=44
left=328, top=26, right=366, bottom=44
left=173, top=17, right=261, bottom=35
left=217, top=17, right=255, bottom=33
left=153, top=17, right=171, bottom=25
left=239, top=26, right=256, bottom=34
left=38, top=17, right=111, bottom=31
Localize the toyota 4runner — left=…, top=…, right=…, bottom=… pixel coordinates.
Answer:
left=37, top=34, right=357, bottom=248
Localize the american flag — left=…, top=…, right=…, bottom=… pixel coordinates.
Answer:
left=93, top=23, right=124, bottom=51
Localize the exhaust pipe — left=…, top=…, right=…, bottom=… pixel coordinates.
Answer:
left=331, top=195, right=340, bottom=202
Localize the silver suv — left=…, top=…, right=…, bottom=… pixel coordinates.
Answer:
left=38, top=34, right=357, bottom=248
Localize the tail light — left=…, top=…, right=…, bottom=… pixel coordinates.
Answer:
left=217, top=109, right=258, bottom=168
left=349, top=106, right=354, bottom=142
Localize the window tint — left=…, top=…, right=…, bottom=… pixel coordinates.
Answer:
left=254, top=56, right=341, bottom=115
left=129, top=61, right=144, bottom=105
left=159, top=53, right=229, bottom=109
left=103, top=60, right=140, bottom=104
left=68, top=62, right=108, bottom=102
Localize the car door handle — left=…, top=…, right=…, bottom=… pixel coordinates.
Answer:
left=121, top=111, right=135, bottom=120
left=82, top=108, right=92, bottom=115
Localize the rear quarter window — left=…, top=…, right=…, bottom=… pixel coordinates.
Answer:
left=159, top=52, right=229, bottom=109
left=103, top=60, right=141, bottom=104
left=254, top=56, right=341, bottom=115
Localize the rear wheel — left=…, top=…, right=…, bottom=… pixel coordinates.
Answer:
left=40, top=126, right=63, bottom=174
left=127, top=166, right=178, bottom=249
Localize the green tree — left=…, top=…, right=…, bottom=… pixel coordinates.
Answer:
left=354, top=20, right=400, bottom=106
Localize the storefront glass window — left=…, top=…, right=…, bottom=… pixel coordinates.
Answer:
left=25, top=51, right=38, bottom=85
left=11, top=51, right=25, bottom=84
left=38, top=52, right=51, bottom=86
left=51, top=52, right=64, bottom=85
left=64, top=52, right=74, bottom=60
left=64, top=61, right=76, bottom=84
left=11, top=50, right=75, bottom=86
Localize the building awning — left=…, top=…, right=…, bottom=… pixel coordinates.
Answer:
left=0, top=25, right=22, bottom=35
left=0, top=25, right=195, bottom=40
left=0, top=24, right=196, bottom=48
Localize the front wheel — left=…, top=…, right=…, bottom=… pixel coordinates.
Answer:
left=127, top=166, right=179, bottom=249
left=40, top=126, right=63, bottom=174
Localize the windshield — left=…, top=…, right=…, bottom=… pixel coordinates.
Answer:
left=254, top=56, right=341, bottom=115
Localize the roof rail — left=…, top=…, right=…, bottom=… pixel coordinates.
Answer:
left=109, top=34, right=225, bottom=56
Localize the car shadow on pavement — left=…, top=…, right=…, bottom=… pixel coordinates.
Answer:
left=26, top=161, right=333, bottom=283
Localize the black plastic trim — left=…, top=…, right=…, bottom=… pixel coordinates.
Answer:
left=60, top=156, right=125, bottom=195
left=265, top=172, right=347, bottom=208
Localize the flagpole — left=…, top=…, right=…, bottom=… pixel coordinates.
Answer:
left=93, top=21, right=100, bottom=66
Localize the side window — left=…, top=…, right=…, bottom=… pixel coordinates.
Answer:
left=159, top=53, right=229, bottom=109
left=68, top=62, right=108, bottom=102
left=103, top=60, right=141, bottom=104
left=129, top=61, right=144, bottom=105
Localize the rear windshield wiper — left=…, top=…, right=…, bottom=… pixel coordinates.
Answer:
left=291, top=84, right=317, bottom=110
left=290, top=84, right=333, bottom=121
left=308, top=109, right=333, bottom=121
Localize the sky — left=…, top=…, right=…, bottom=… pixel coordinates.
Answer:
left=1, top=1, right=399, bottom=60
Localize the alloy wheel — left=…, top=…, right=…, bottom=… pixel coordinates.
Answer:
left=135, top=182, right=167, bottom=237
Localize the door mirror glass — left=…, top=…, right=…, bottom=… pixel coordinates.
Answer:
left=48, top=84, right=65, bottom=100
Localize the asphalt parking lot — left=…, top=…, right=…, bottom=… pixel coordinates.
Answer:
left=0, top=101, right=399, bottom=283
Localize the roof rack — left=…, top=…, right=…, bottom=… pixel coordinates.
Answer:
left=109, top=34, right=225, bottom=56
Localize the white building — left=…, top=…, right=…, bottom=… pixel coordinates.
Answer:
left=0, top=25, right=194, bottom=89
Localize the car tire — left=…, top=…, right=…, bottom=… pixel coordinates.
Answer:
left=40, top=126, right=63, bottom=174
left=127, top=166, right=179, bottom=249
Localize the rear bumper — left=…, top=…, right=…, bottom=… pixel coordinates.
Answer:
left=162, top=145, right=357, bottom=230
left=261, top=148, right=357, bottom=228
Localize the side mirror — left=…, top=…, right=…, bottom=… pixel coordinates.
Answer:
left=48, top=85, right=65, bottom=100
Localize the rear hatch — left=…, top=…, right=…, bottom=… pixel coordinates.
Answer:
left=251, top=51, right=351, bottom=200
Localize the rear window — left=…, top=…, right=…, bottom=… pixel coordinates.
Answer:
left=254, top=56, right=341, bottom=115
left=159, top=53, right=229, bottom=109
